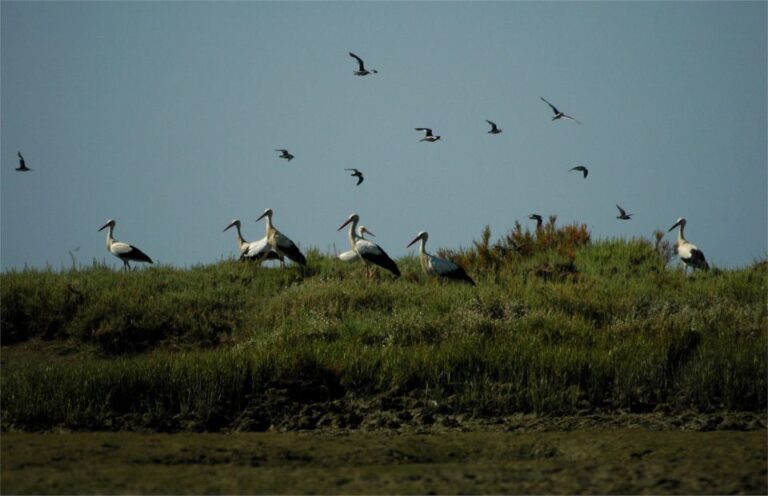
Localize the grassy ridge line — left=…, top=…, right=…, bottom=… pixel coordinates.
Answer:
left=1, top=236, right=766, bottom=431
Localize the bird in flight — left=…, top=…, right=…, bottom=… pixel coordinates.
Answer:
left=615, top=204, right=633, bottom=220
left=345, top=168, right=364, bottom=186
left=415, top=128, right=441, bottom=142
left=16, top=151, right=32, bottom=171
left=349, top=52, right=377, bottom=76
left=275, top=149, right=294, bottom=161
left=569, top=165, right=589, bottom=178
left=486, top=120, right=502, bottom=134
left=540, top=97, right=581, bottom=124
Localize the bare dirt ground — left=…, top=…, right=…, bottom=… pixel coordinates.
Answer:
left=3, top=426, right=766, bottom=494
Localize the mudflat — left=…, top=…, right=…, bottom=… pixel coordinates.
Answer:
left=3, top=428, right=766, bottom=494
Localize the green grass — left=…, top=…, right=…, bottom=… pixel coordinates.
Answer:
left=2, top=229, right=766, bottom=431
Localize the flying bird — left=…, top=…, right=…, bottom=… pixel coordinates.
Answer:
left=406, top=231, right=475, bottom=285
left=338, top=213, right=400, bottom=278
left=16, top=151, right=32, bottom=171
left=415, top=128, right=441, bottom=142
left=275, top=149, right=294, bottom=161
left=528, top=214, right=543, bottom=229
left=345, top=168, right=364, bottom=186
left=255, top=208, right=307, bottom=267
left=349, top=52, right=377, bottom=76
left=668, top=217, right=709, bottom=273
left=486, top=120, right=502, bottom=134
left=616, top=205, right=633, bottom=220
left=540, top=97, right=582, bottom=124
left=98, top=219, right=153, bottom=270
left=569, top=165, right=589, bottom=178
left=223, top=219, right=282, bottom=263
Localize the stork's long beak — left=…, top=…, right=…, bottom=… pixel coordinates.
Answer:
left=256, top=211, right=269, bottom=222
left=406, top=235, right=421, bottom=248
left=667, top=220, right=681, bottom=232
left=223, top=221, right=237, bottom=232
left=361, top=228, right=375, bottom=237
left=98, top=222, right=110, bottom=232
left=337, top=217, right=353, bottom=231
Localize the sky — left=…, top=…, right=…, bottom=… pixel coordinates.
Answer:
left=1, top=1, right=766, bottom=271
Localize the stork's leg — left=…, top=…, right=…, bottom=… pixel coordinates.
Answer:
left=123, top=260, right=131, bottom=271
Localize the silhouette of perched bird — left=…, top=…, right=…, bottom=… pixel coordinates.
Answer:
left=349, top=52, right=377, bottom=76
left=569, top=165, right=588, bottom=178
left=540, top=97, right=581, bottom=124
left=275, top=149, right=294, bottom=161
left=415, top=128, right=441, bottom=142
left=345, top=168, right=364, bottom=186
left=486, top=120, right=502, bottom=134
left=616, top=205, right=633, bottom=220
left=16, top=151, right=32, bottom=171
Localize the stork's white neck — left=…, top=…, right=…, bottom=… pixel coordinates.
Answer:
left=263, top=215, right=273, bottom=235
left=105, top=225, right=115, bottom=250
left=677, top=223, right=687, bottom=244
left=347, top=217, right=360, bottom=249
left=234, top=224, right=247, bottom=250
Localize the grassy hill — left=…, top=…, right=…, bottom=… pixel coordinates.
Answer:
left=2, top=223, right=766, bottom=431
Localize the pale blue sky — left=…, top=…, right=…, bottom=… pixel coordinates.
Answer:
left=2, top=1, right=766, bottom=270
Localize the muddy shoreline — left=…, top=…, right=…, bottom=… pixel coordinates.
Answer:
left=3, top=427, right=766, bottom=494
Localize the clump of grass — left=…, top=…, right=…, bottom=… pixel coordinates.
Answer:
left=1, top=240, right=766, bottom=431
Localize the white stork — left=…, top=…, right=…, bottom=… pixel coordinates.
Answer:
left=98, top=219, right=153, bottom=270
left=338, top=213, right=400, bottom=278
left=406, top=231, right=475, bottom=285
left=668, top=217, right=709, bottom=273
left=223, top=219, right=282, bottom=263
left=338, top=225, right=374, bottom=262
left=255, top=208, right=307, bottom=267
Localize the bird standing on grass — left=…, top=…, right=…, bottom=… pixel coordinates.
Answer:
left=338, top=225, right=374, bottom=262
left=406, top=231, right=475, bottom=285
left=255, top=208, right=307, bottom=267
left=338, top=213, right=400, bottom=278
left=98, top=219, right=153, bottom=270
left=223, top=219, right=282, bottom=263
left=668, top=217, right=709, bottom=273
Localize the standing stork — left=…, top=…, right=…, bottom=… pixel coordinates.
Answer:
left=98, top=219, right=153, bottom=270
left=255, top=208, right=307, bottom=267
left=668, top=217, right=709, bottom=273
left=406, top=231, right=475, bottom=285
left=338, top=213, right=400, bottom=278
left=223, top=219, right=282, bottom=263
left=338, top=225, right=374, bottom=262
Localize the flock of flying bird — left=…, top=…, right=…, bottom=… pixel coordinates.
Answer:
left=14, top=51, right=710, bottom=280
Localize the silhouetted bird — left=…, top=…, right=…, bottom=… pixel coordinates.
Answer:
left=569, top=165, right=588, bottom=178
left=275, top=149, right=294, bottom=161
left=16, top=151, right=32, bottom=171
left=349, top=52, right=377, bottom=76
left=486, top=120, right=502, bottom=134
left=616, top=205, right=633, bottom=220
left=415, top=128, right=441, bottom=142
left=540, top=97, right=581, bottom=124
left=345, top=168, right=364, bottom=186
